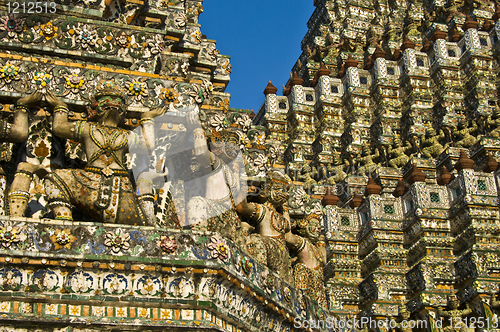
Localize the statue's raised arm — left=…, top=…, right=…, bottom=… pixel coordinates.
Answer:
left=2, top=92, right=43, bottom=143
left=4, top=92, right=47, bottom=218
left=46, top=92, right=74, bottom=140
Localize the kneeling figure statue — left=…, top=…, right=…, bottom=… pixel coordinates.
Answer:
left=44, top=84, right=164, bottom=224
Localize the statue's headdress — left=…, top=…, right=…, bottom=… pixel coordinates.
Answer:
left=96, top=81, right=126, bottom=99
left=265, top=170, right=291, bottom=189
left=88, top=82, right=129, bottom=119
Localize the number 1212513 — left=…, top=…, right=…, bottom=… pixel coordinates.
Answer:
left=7, top=2, right=56, bottom=14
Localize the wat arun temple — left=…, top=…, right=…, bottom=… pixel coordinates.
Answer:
left=1, top=0, right=500, bottom=331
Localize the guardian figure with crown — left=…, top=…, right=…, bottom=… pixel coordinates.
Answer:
left=43, top=83, right=165, bottom=225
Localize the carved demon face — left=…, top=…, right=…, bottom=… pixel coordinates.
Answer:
left=449, top=297, right=459, bottom=309
left=264, top=177, right=290, bottom=206
left=95, top=95, right=126, bottom=119
left=298, top=214, right=322, bottom=242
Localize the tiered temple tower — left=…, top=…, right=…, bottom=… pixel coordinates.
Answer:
left=255, top=0, right=500, bottom=329
left=0, top=1, right=313, bottom=332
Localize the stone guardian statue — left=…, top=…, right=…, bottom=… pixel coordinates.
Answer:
left=43, top=84, right=165, bottom=224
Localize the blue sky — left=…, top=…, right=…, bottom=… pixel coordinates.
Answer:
left=199, top=1, right=315, bottom=113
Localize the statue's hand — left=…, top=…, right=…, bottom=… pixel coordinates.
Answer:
left=142, top=107, right=166, bottom=119
left=241, top=222, right=255, bottom=235
left=45, top=92, right=67, bottom=108
left=17, top=91, right=44, bottom=106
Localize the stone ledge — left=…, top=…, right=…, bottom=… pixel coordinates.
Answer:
left=0, top=216, right=329, bottom=331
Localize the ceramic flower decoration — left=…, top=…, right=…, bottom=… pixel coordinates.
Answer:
left=49, top=228, right=77, bottom=250
left=104, top=230, right=131, bottom=253
left=209, top=237, right=229, bottom=261
left=158, top=235, right=177, bottom=254
left=0, top=225, right=21, bottom=248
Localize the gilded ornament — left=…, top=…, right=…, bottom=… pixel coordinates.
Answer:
left=49, top=228, right=77, bottom=250
left=65, top=74, right=85, bottom=91
left=161, top=87, right=179, bottom=103
left=0, top=64, right=18, bottom=82
left=128, top=81, right=147, bottom=98
left=0, top=226, right=21, bottom=248
left=33, top=71, right=51, bottom=88
left=39, top=22, right=57, bottom=40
